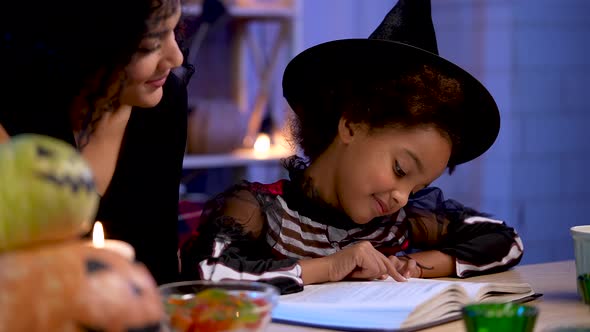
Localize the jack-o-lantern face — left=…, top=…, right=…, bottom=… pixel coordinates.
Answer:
left=74, top=249, right=164, bottom=332
left=32, top=138, right=95, bottom=193
left=0, top=134, right=98, bottom=251
left=0, top=241, right=165, bottom=332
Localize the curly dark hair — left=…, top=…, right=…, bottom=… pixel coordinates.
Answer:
left=0, top=0, right=189, bottom=147
left=289, top=64, right=465, bottom=172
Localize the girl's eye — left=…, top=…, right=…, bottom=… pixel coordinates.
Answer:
left=394, top=160, right=406, bottom=177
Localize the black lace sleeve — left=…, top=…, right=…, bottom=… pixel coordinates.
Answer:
left=405, top=187, right=524, bottom=277
left=179, top=184, right=304, bottom=295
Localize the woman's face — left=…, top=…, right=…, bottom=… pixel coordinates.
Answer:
left=332, top=121, right=451, bottom=224
left=119, top=3, right=183, bottom=108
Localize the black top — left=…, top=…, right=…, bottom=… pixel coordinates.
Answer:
left=0, top=74, right=188, bottom=285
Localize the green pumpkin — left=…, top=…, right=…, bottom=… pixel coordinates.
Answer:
left=0, top=134, right=98, bottom=251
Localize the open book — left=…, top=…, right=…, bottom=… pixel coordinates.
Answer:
left=272, top=278, right=539, bottom=331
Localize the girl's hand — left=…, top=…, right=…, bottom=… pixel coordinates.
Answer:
left=388, top=255, right=422, bottom=279
left=325, top=241, right=407, bottom=282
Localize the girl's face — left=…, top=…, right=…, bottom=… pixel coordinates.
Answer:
left=120, top=3, right=183, bottom=108
left=333, top=120, right=451, bottom=224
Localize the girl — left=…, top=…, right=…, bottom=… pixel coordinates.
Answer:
left=180, top=0, right=523, bottom=294
left=0, top=0, right=193, bottom=284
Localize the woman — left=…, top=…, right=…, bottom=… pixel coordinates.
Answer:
left=0, top=0, right=193, bottom=284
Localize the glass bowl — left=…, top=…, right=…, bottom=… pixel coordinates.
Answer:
left=462, top=303, right=538, bottom=332
left=159, top=280, right=279, bottom=332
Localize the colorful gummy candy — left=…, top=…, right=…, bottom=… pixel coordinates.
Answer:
left=165, top=288, right=271, bottom=332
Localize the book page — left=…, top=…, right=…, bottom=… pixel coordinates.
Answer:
left=279, top=279, right=455, bottom=309
left=274, top=279, right=465, bottom=331
left=403, top=278, right=487, bottom=300
left=401, top=278, right=534, bottom=302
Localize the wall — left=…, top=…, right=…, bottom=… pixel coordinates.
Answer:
left=509, top=0, right=590, bottom=263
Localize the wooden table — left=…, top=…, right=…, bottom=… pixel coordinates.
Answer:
left=269, top=260, right=590, bottom=331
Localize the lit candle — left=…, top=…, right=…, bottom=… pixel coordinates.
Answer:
left=253, top=133, right=271, bottom=155
left=91, top=221, right=135, bottom=261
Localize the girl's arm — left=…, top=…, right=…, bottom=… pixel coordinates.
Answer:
left=179, top=188, right=304, bottom=295
left=180, top=187, right=408, bottom=294
left=404, top=187, right=523, bottom=278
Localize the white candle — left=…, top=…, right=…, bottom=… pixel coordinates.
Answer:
left=91, top=221, right=135, bottom=261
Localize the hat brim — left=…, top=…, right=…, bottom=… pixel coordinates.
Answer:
left=282, top=39, right=500, bottom=166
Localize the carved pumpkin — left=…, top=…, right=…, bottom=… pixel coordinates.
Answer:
left=0, top=134, right=98, bottom=252
left=0, top=241, right=163, bottom=332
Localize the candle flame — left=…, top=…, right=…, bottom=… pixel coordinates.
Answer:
left=253, top=133, right=271, bottom=153
left=92, top=222, right=105, bottom=248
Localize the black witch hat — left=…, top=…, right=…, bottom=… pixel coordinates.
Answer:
left=282, top=0, right=500, bottom=166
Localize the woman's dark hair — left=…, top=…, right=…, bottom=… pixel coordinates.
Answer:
left=0, top=0, right=188, bottom=147
left=289, top=64, right=465, bottom=171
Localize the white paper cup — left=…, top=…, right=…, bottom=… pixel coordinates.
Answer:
left=570, top=225, right=590, bottom=298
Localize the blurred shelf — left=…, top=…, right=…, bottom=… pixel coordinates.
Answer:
left=181, top=1, right=302, bottom=160
left=183, top=144, right=294, bottom=169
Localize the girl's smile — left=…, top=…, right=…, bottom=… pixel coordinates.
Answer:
left=373, top=194, right=389, bottom=215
